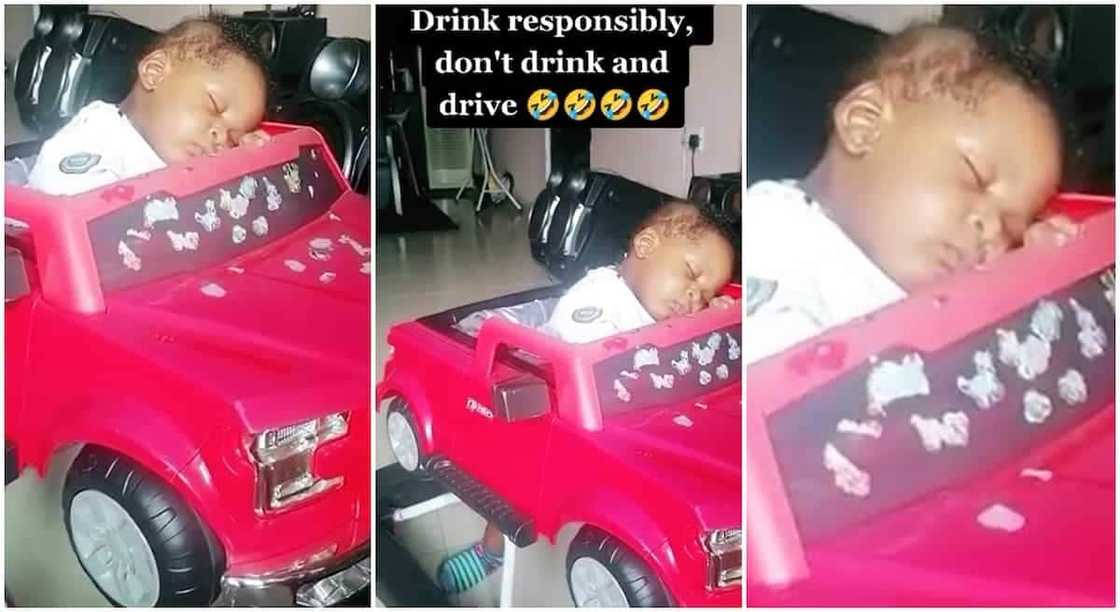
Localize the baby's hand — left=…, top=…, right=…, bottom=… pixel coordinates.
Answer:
left=1023, top=214, right=1080, bottom=248
left=238, top=129, right=272, bottom=148
left=709, top=295, right=736, bottom=310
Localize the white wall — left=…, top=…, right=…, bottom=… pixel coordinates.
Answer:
left=805, top=5, right=942, bottom=34
left=488, top=128, right=547, bottom=204
left=590, top=4, right=742, bottom=197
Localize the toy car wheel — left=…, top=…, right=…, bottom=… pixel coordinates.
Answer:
left=566, top=526, right=671, bottom=607
left=63, top=446, right=223, bottom=607
left=386, top=398, right=424, bottom=472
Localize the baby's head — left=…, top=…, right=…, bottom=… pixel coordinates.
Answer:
left=121, top=15, right=268, bottom=164
left=619, top=200, right=738, bottom=321
left=807, top=24, right=1063, bottom=289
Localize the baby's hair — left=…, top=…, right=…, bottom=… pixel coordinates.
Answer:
left=144, top=14, right=268, bottom=80
left=634, top=199, right=741, bottom=270
left=840, top=23, right=1061, bottom=121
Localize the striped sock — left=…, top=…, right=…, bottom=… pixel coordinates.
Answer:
left=437, top=542, right=504, bottom=594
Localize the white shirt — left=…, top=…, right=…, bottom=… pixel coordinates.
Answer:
left=544, top=266, right=656, bottom=343
left=27, top=101, right=166, bottom=196
left=743, top=180, right=907, bottom=363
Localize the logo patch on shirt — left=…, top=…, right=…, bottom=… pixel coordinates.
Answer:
left=59, top=152, right=101, bottom=174
left=572, top=306, right=603, bottom=323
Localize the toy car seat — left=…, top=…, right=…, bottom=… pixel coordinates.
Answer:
left=12, top=8, right=155, bottom=137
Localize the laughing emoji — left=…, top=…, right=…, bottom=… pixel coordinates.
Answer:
left=527, top=89, right=559, bottom=121
left=638, top=89, right=669, bottom=121
left=601, top=89, right=632, bottom=121
left=564, top=89, right=596, bottom=121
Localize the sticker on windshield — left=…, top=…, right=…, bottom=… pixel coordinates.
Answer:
left=309, top=248, right=331, bottom=261
left=219, top=188, right=250, bottom=220
left=836, top=418, right=882, bottom=438
left=282, top=162, right=301, bottom=193
left=650, top=372, right=674, bottom=390
left=125, top=228, right=151, bottom=241
left=166, top=230, right=199, bottom=252
left=957, top=350, right=1004, bottom=409
left=823, top=443, right=870, bottom=497
left=613, top=379, right=631, bottom=402
left=118, top=241, right=141, bottom=271
left=239, top=176, right=258, bottom=200
left=319, top=272, right=336, bottom=284
left=1057, top=368, right=1088, bottom=405
left=866, top=353, right=930, bottom=417
left=285, top=259, right=307, bottom=273
left=251, top=216, right=269, bottom=237
left=671, top=350, right=691, bottom=375
left=715, top=364, right=729, bottom=380
left=691, top=341, right=715, bottom=367
left=1029, top=300, right=1063, bottom=343
left=195, top=200, right=221, bottom=232
left=909, top=411, right=969, bottom=452
left=633, top=346, right=659, bottom=370
left=996, top=328, right=1051, bottom=381
left=143, top=197, right=179, bottom=228
left=231, top=225, right=247, bottom=244
left=699, top=370, right=711, bottom=385
left=263, top=176, right=282, bottom=211
left=1069, top=298, right=1107, bottom=359
left=727, top=334, right=740, bottom=361
left=1023, top=389, right=1053, bottom=424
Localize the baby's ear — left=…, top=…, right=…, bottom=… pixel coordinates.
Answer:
left=833, top=81, right=890, bottom=156
left=136, top=49, right=173, bottom=91
left=631, top=227, right=660, bottom=259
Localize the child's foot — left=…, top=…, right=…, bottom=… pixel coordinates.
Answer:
left=436, top=542, right=503, bottom=594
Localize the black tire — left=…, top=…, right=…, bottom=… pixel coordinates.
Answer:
left=62, top=446, right=224, bottom=607
left=386, top=398, right=426, bottom=472
left=565, top=526, right=672, bottom=607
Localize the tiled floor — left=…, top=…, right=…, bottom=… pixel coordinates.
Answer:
left=5, top=447, right=110, bottom=606
left=375, top=199, right=578, bottom=606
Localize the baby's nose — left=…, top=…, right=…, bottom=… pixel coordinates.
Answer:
left=970, top=209, right=1009, bottom=262
left=209, top=126, right=231, bottom=150
left=686, top=287, right=702, bottom=312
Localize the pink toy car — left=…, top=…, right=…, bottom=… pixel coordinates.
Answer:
left=5, top=124, right=371, bottom=606
left=746, top=194, right=1114, bottom=606
left=377, top=284, right=743, bottom=607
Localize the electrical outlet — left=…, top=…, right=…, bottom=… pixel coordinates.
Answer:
left=685, top=127, right=704, bottom=152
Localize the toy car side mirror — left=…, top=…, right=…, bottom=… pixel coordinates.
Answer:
left=492, top=373, right=551, bottom=422
left=5, top=247, right=31, bottom=303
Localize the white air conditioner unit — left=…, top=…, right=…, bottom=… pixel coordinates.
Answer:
left=423, top=127, right=473, bottom=191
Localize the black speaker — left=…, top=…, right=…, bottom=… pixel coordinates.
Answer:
left=237, top=10, right=327, bottom=83
left=688, top=173, right=741, bottom=218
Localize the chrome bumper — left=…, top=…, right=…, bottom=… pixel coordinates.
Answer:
left=213, top=543, right=370, bottom=607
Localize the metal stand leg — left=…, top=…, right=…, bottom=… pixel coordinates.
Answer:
left=499, top=536, right=516, bottom=607
left=471, top=128, right=523, bottom=213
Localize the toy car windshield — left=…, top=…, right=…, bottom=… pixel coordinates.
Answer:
left=89, top=144, right=342, bottom=292
left=746, top=196, right=1114, bottom=596
left=433, top=286, right=741, bottom=418
left=6, top=125, right=348, bottom=297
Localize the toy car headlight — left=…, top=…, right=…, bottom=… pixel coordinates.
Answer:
left=702, top=528, right=742, bottom=588
left=251, top=412, right=348, bottom=511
